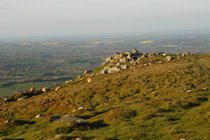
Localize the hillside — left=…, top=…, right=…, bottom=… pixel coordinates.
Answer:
left=0, top=49, right=210, bottom=140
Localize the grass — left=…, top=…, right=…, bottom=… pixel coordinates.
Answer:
left=0, top=54, right=209, bottom=140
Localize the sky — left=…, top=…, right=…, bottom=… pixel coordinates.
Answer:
left=0, top=0, right=210, bottom=38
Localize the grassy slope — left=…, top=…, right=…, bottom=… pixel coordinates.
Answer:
left=0, top=54, right=210, bottom=140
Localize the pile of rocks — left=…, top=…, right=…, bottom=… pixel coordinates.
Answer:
left=99, top=49, right=191, bottom=74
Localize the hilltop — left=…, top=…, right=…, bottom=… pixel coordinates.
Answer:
left=0, top=49, right=210, bottom=140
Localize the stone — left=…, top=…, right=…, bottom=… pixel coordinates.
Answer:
left=58, top=115, right=85, bottom=124
left=119, top=58, right=127, bottom=63
left=131, top=49, right=140, bottom=55
left=50, top=134, right=69, bottom=140
left=159, top=52, right=166, bottom=56
left=182, top=52, right=191, bottom=57
left=126, top=54, right=132, bottom=60
left=17, top=98, right=24, bottom=101
left=101, top=62, right=106, bottom=66
left=148, top=53, right=155, bottom=57
left=55, top=86, right=61, bottom=92
left=49, top=116, right=60, bottom=122
left=103, top=66, right=111, bottom=70
left=84, top=70, right=92, bottom=74
left=166, top=56, right=172, bottom=61
left=65, top=80, right=73, bottom=84
left=107, top=67, right=120, bottom=73
left=105, top=57, right=113, bottom=62
left=163, top=53, right=167, bottom=56
left=35, top=114, right=45, bottom=119
left=125, top=51, right=131, bottom=55
left=116, top=63, right=120, bottom=66
left=78, top=106, right=87, bottom=110
left=100, top=69, right=108, bottom=74
left=30, top=86, right=36, bottom=92
left=42, top=87, right=49, bottom=93
left=187, top=90, right=192, bottom=93
left=140, top=55, right=146, bottom=59
left=87, top=77, right=92, bottom=83
left=120, top=64, right=128, bottom=70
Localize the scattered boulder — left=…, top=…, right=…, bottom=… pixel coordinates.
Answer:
left=100, top=69, right=108, bottom=74
left=35, top=114, right=45, bottom=119
left=120, top=64, right=128, bottom=70
left=84, top=70, right=92, bottom=75
left=30, top=86, right=36, bottom=92
left=49, top=116, right=60, bottom=122
left=42, top=87, right=49, bottom=93
left=131, top=48, right=140, bottom=55
left=165, top=56, right=172, bottom=61
left=65, top=80, right=73, bottom=84
left=107, top=67, right=120, bottom=74
left=78, top=106, right=87, bottom=110
left=182, top=52, right=191, bottom=57
left=87, top=77, right=92, bottom=83
left=55, top=86, right=61, bottom=92
left=105, top=56, right=113, bottom=62
left=58, top=115, right=85, bottom=124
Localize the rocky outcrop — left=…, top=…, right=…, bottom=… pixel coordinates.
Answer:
left=98, top=49, right=191, bottom=75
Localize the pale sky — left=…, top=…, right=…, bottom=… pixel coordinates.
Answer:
left=0, top=0, right=210, bottom=38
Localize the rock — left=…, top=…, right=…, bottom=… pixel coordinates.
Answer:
left=131, top=49, right=140, bottom=55
left=103, top=66, right=111, bottom=70
left=87, top=77, right=92, bottom=83
left=30, top=86, right=36, bottom=92
left=100, top=69, right=108, bottom=74
left=101, top=62, right=106, bottom=66
left=126, top=54, right=132, bottom=60
left=105, top=56, right=113, bottom=62
left=58, top=115, right=85, bottom=124
left=116, top=63, right=120, bottom=66
left=55, top=86, right=61, bottom=92
left=65, top=80, right=73, bottom=84
left=125, top=51, right=131, bottom=55
left=202, top=88, right=207, bottom=91
left=49, top=134, right=69, bottom=140
left=165, top=56, right=172, bottom=61
left=119, top=57, right=127, bottom=63
left=186, top=90, right=192, bottom=93
left=35, top=114, right=45, bottom=119
left=148, top=53, right=156, bottom=57
left=49, top=116, right=60, bottom=122
left=84, top=70, right=92, bottom=74
left=107, top=67, right=120, bottom=73
left=42, top=87, right=49, bottom=93
left=163, top=53, right=167, bottom=56
left=120, top=64, right=128, bottom=70
left=17, top=98, right=24, bottom=101
left=159, top=52, right=166, bottom=56
left=4, top=119, right=11, bottom=125
left=140, top=55, right=146, bottom=59
left=182, top=52, right=191, bottom=57
left=77, top=106, right=87, bottom=110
